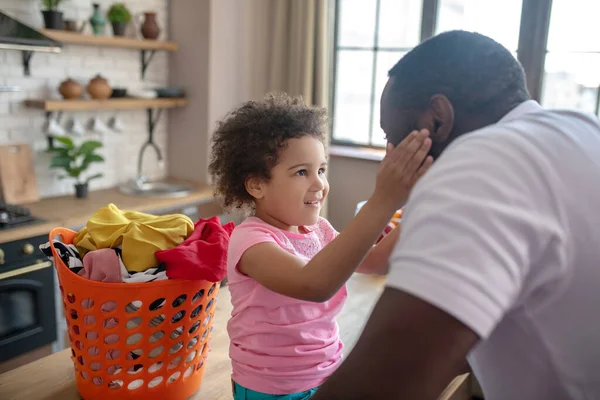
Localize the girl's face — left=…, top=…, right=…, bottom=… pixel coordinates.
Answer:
left=248, top=136, right=329, bottom=232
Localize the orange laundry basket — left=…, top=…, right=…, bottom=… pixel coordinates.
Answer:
left=49, top=228, right=220, bottom=400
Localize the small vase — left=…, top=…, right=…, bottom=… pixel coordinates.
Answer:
left=140, top=12, right=160, bottom=40
left=42, top=10, right=63, bottom=30
left=87, top=75, right=112, bottom=100
left=111, top=21, right=126, bottom=36
left=58, top=78, right=83, bottom=100
left=75, top=183, right=88, bottom=199
left=89, top=3, right=106, bottom=35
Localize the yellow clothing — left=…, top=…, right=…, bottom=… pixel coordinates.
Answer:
left=74, top=203, right=194, bottom=272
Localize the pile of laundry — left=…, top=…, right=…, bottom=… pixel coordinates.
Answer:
left=40, top=203, right=235, bottom=284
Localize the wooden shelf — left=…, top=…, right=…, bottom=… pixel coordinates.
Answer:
left=40, top=29, right=178, bottom=51
left=24, top=98, right=188, bottom=112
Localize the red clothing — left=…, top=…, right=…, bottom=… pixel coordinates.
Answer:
left=156, top=216, right=235, bottom=282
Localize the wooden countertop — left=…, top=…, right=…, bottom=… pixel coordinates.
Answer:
left=0, top=184, right=215, bottom=243
left=0, top=274, right=469, bottom=400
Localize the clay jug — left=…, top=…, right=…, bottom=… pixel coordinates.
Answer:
left=86, top=75, right=112, bottom=100
left=58, top=78, right=83, bottom=100
left=140, top=12, right=160, bottom=40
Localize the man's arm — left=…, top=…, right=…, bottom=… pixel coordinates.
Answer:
left=312, top=287, right=478, bottom=400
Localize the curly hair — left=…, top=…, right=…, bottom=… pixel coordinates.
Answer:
left=208, top=92, right=329, bottom=212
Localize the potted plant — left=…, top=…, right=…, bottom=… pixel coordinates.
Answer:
left=41, top=0, right=64, bottom=30
left=48, top=136, right=105, bottom=199
left=107, top=3, right=132, bottom=37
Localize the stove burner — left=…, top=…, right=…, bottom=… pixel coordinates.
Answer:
left=0, top=203, right=43, bottom=229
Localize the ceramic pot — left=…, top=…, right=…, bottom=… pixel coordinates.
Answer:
left=111, top=21, right=126, bottom=37
left=42, top=10, right=63, bottom=30
left=58, top=78, right=83, bottom=100
left=75, top=183, right=88, bottom=199
left=140, top=12, right=160, bottom=40
left=86, top=75, right=112, bottom=100
left=89, top=3, right=106, bottom=35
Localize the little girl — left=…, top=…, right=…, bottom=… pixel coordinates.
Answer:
left=209, top=93, right=431, bottom=400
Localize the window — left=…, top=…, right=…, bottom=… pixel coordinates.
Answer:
left=332, top=0, right=423, bottom=147
left=541, top=0, right=600, bottom=114
left=332, top=0, right=595, bottom=148
left=332, top=0, right=524, bottom=147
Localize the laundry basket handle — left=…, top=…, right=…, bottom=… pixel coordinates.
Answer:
left=48, top=227, right=78, bottom=270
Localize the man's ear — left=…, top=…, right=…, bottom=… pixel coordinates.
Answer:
left=428, top=94, right=454, bottom=141
left=245, top=176, right=265, bottom=200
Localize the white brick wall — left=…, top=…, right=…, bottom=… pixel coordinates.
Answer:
left=0, top=0, right=170, bottom=198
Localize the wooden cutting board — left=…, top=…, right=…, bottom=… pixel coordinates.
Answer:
left=0, top=143, right=39, bottom=204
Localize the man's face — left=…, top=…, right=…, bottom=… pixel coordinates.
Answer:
left=380, top=78, right=450, bottom=160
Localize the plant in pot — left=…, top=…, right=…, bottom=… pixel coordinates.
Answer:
left=41, top=0, right=64, bottom=30
left=48, top=136, right=104, bottom=199
left=107, top=3, right=132, bottom=37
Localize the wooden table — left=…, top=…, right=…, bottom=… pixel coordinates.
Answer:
left=0, top=274, right=469, bottom=399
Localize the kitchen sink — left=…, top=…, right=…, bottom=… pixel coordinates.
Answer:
left=119, top=179, right=193, bottom=198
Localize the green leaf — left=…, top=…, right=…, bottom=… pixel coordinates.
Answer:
left=78, top=141, right=103, bottom=156
left=81, top=154, right=104, bottom=170
left=54, top=136, right=75, bottom=150
left=50, top=155, right=71, bottom=169
left=86, top=173, right=104, bottom=184
left=47, top=147, right=71, bottom=157
left=68, top=167, right=82, bottom=178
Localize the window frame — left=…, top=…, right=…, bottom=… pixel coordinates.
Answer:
left=330, top=0, right=555, bottom=148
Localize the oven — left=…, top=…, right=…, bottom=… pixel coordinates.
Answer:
left=0, top=234, right=57, bottom=363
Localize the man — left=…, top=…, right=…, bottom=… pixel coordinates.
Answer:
left=313, top=30, right=600, bottom=399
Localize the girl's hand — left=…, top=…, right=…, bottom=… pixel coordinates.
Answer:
left=373, top=129, right=433, bottom=213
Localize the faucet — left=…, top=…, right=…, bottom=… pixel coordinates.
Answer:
left=135, top=108, right=164, bottom=187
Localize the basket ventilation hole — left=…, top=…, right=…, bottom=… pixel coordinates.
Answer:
left=170, top=326, right=184, bottom=339
left=74, top=340, right=84, bottom=350
left=167, top=372, right=181, bottom=384
left=172, top=294, right=187, bottom=308
left=103, top=317, right=119, bottom=329
left=149, top=346, right=164, bottom=358
left=81, top=298, right=94, bottom=309
left=101, top=301, right=117, bottom=313
left=184, top=365, right=194, bottom=379
left=190, top=305, right=202, bottom=319
left=149, top=330, right=165, bottom=343
left=148, top=376, right=164, bottom=388
left=84, top=315, right=96, bottom=326
left=90, top=362, right=102, bottom=371
left=106, top=364, right=122, bottom=375
left=128, top=379, right=144, bottom=390
left=92, top=377, right=103, bottom=386
left=126, top=333, right=143, bottom=345
left=186, top=350, right=197, bottom=364
left=105, top=349, right=121, bottom=360
left=187, top=336, right=199, bottom=349
left=168, top=356, right=182, bottom=370
left=67, top=293, right=76, bottom=303
left=149, top=298, right=165, bottom=311
left=125, top=300, right=143, bottom=313
left=127, top=349, right=143, bottom=361
left=81, top=371, right=89, bottom=380
left=208, top=283, right=217, bottom=296
left=206, top=299, right=214, bottom=312
left=87, top=346, right=100, bottom=357
left=189, top=321, right=200, bottom=334
left=104, top=333, right=120, bottom=345
left=127, top=364, right=144, bottom=375
left=86, top=330, right=98, bottom=341
left=149, top=361, right=164, bottom=373
left=127, top=317, right=142, bottom=329
left=171, top=310, right=186, bottom=324
left=109, top=380, right=123, bottom=390
left=192, top=289, right=204, bottom=303
left=148, top=314, right=165, bottom=328
left=203, top=314, right=211, bottom=327
left=72, top=325, right=80, bottom=335
left=169, top=342, right=183, bottom=355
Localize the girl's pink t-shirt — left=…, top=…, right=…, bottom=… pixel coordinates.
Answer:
left=226, top=216, right=348, bottom=394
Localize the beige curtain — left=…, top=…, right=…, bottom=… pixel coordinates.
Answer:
left=263, top=0, right=331, bottom=108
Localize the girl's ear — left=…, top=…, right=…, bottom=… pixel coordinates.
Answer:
left=245, top=176, right=265, bottom=200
